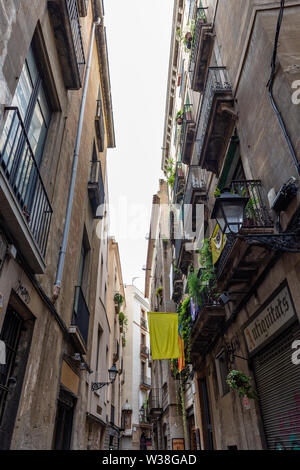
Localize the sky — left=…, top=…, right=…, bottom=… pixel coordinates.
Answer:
left=104, top=1, right=174, bottom=295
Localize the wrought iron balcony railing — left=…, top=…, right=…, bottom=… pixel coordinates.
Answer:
left=72, top=286, right=90, bottom=345
left=173, top=163, right=185, bottom=204
left=66, top=0, right=85, bottom=68
left=183, top=166, right=208, bottom=206
left=95, top=99, right=105, bottom=152
left=88, top=160, right=105, bottom=219
left=191, top=284, right=221, bottom=324
left=0, top=107, right=53, bottom=258
left=214, top=180, right=274, bottom=280
left=179, top=105, right=196, bottom=165
left=140, top=375, right=151, bottom=388
left=140, top=344, right=149, bottom=357
left=148, top=388, right=162, bottom=413
left=189, top=7, right=213, bottom=93
left=229, top=180, right=274, bottom=228
left=193, top=67, right=232, bottom=167
left=48, top=0, right=85, bottom=89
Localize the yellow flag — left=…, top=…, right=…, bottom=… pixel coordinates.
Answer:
left=147, top=313, right=180, bottom=360
left=211, top=223, right=226, bottom=265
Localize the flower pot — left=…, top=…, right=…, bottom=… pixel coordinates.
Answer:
left=186, top=41, right=192, bottom=50
left=185, top=32, right=192, bottom=41
left=176, top=117, right=183, bottom=125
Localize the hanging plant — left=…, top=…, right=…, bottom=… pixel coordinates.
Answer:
left=114, top=293, right=124, bottom=306
left=156, top=287, right=163, bottom=297
left=175, top=110, right=184, bottom=125
left=119, top=311, right=128, bottom=330
left=166, top=159, right=176, bottom=188
left=226, top=370, right=258, bottom=399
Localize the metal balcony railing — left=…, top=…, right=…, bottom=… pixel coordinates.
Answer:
left=148, top=388, right=162, bottom=412
left=179, top=104, right=196, bottom=165
left=194, top=67, right=232, bottom=163
left=95, top=99, right=105, bottom=152
left=173, top=163, right=185, bottom=204
left=88, top=160, right=105, bottom=218
left=140, top=317, right=147, bottom=329
left=229, top=180, right=274, bottom=228
left=72, top=286, right=90, bottom=345
left=66, top=0, right=85, bottom=68
left=0, top=107, right=53, bottom=257
left=140, top=375, right=151, bottom=387
left=215, top=180, right=273, bottom=279
left=110, top=404, right=115, bottom=425
left=184, top=166, right=208, bottom=206
left=140, top=344, right=149, bottom=357
left=190, top=7, right=208, bottom=69
left=191, top=284, right=221, bottom=323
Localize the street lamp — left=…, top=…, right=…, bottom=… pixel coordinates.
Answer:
left=211, top=189, right=249, bottom=234
left=211, top=189, right=300, bottom=253
left=91, top=364, right=118, bottom=391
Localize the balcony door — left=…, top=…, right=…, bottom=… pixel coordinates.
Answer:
left=0, top=44, right=51, bottom=212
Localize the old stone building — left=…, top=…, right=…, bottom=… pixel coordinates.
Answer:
left=0, top=0, right=117, bottom=449
left=152, top=0, right=300, bottom=450
left=120, top=284, right=151, bottom=451
left=145, top=180, right=197, bottom=450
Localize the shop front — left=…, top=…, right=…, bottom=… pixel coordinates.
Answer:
left=244, top=281, right=300, bottom=450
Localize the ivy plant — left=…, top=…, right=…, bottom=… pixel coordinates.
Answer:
left=226, top=370, right=258, bottom=399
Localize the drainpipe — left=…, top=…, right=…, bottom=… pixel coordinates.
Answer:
left=53, top=17, right=101, bottom=302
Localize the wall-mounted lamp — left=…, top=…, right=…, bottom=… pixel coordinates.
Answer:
left=91, top=364, right=118, bottom=391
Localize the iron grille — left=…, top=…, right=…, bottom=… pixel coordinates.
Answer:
left=66, top=0, right=85, bottom=67
left=72, top=286, right=90, bottom=345
left=0, top=107, right=53, bottom=257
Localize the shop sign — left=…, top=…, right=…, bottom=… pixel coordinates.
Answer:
left=244, top=283, right=297, bottom=355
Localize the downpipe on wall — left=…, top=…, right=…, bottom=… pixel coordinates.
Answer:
left=52, top=17, right=101, bottom=302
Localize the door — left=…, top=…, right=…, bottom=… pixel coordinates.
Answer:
left=0, top=306, right=32, bottom=449
left=53, top=389, right=75, bottom=450
left=198, top=377, right=214, bottom=450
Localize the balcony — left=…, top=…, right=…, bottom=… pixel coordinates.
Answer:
left=190, top=285, right=225, bottom=362
left=113, top=339, right=119, bottom=363
left=95, top=99, right=105, bottom=153
left=77, top=0, right=88, bottom=17
left=148, top=388, right=162, bottom=416
left=173, top=163, right=185, bottom=204
left=48, top=0, right=85, bottom=90
left=140, top=317, right=147, bottom=329
left=140, top=375, right=151, bottom=390
left=0, top=107, right=53, bottom=273
left=194, top=67, right=237, bottom=175
left=88, top=160, right=105, bottom=219
left=69, top=286, right=90, bottom=353
left=215, top=180, right=274, bottom=292
left=110, top=404, right=115, bottom=425
left=180, top=105, right=196, bottom=165
left=189, top=9, right=214, bottom=93
left=172, top=267, right=183, bottom=303
left=140, top=344, right=149, bottom=358
left=175, top=237, right=193, bottom=276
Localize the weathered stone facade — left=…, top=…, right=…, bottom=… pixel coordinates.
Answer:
left=155, top=0, right=300, bottom=450
left=0, top=0, right=116, bottom=449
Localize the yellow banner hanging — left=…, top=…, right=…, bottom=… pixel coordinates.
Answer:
left=147, top=312, right=180, bottom=360
left=211, top=224, right=227, bottom=265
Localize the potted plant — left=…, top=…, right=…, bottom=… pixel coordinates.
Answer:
left=176, top=110, right=184, bottom=125
left=184, top=31, right=193, bottom=49
left=226, top=370, right=258, bottom=399
left=119, top=311, right=128, bottom=333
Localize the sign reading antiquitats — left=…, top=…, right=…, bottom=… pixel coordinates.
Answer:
left=244, top=284, right=297, bottom=355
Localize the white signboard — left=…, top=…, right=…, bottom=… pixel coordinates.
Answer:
left=244, top=285, right=296, bottom=355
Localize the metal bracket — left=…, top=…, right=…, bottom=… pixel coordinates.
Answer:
left=239, top=233, right=300, bottom=253
left=91, top=381, right=110, bottom=392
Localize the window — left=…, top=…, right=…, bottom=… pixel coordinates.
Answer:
left=215, top=350, right=230, bottom=396
left=95, top=327, right=102, bottom=382
left=0, top=44, right=52, bottom=195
